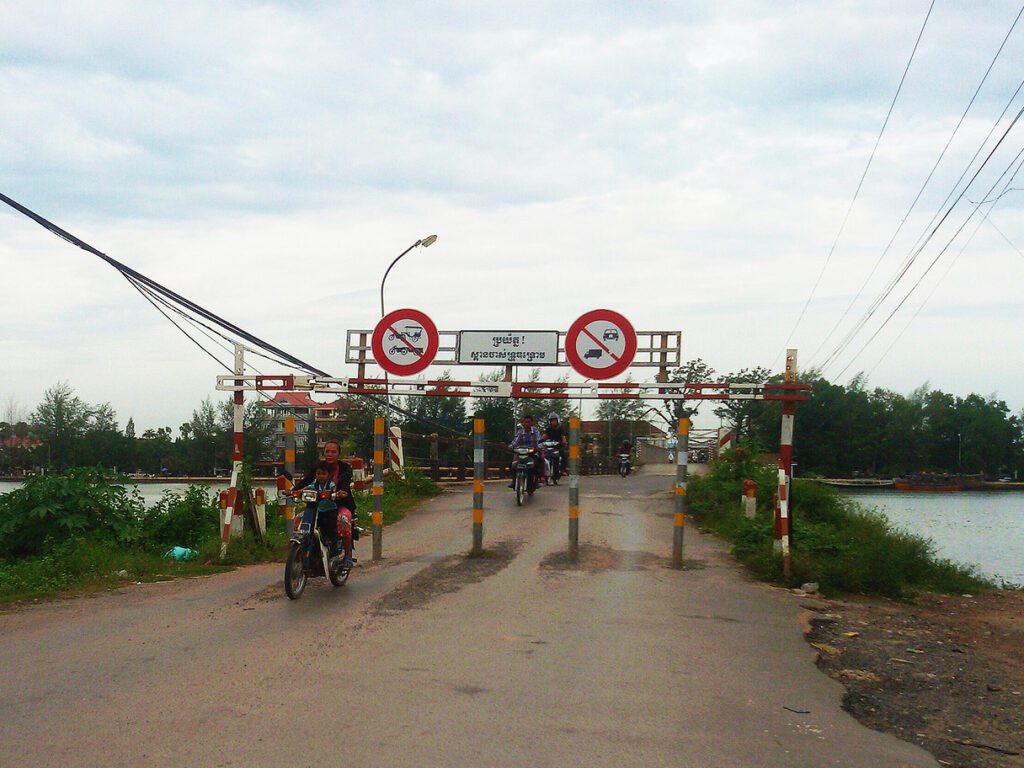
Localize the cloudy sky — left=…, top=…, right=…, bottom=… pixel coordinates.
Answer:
left=2, top=0, right=1023, bottom=432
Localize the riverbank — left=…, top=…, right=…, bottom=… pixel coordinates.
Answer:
left=804, top=589, right=1024, bottom=767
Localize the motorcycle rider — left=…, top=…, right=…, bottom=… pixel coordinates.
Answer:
left=508, top=413, right=544, bottom=487
left=543, top=412, right=567, bottom=480
left=619, top=438, right=633, bottom=472
left=296, top=461, right=352, bottom=567
left=293, top=441, right=355, bottom=567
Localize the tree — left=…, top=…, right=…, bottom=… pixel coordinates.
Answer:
left=472, top=370, right=517, bottom=445
left=32, top=382, right=91, bottom=470
left=217, top=398, right=274, bottom=468
left=664, top=358, right=717, bottom=420
left=713, top=366, right=773, bottom=442
left=125, top=417, right=136, bottom=440
left=595, top=376, right=647, bottom=456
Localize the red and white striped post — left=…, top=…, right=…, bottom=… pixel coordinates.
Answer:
left=388, top=425, right=404, bottom=477
left=282, top=415, right=296, bottom=530
left=220, top=344, right=246, bottom=558
left=774, top=348, right=798, bottom=577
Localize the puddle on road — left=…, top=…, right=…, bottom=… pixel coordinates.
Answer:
left=372, top=540, right=522, bottom=615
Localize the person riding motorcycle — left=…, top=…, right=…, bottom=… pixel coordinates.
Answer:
left=543, top=412, right=567, bottom=479
left=619, top=439, right=633, bottom=472
left=508, top=414, right=545, bottom=487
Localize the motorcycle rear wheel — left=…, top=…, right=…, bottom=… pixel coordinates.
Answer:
left=619, top=463, right=629, bottom=478
left=284, top=542, right=308, bottom=599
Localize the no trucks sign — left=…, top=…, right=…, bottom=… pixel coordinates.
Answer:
left=564, top=309, right=637, bottom=380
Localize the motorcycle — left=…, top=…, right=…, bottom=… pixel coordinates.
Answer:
left=512, top=447, right=541, bottom=506
left=283, top=489, right=352, bottom=599
left=541, top=440, right=562, bottom=485
left=618, top=453, right=631, bottom=478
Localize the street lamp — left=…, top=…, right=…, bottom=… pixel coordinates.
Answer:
left=380, top=235, right=438, bottom=317
left=379, top=235, right=437, bottom=470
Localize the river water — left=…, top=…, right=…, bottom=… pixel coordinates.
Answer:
left=841, top=490, right=1024, bottom=586
left=0, top=481, right=282, bottom=507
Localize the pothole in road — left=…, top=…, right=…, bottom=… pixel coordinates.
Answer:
left=539, top=544, right=664, bottom=574
left=372, top=540, right=522, bottom=615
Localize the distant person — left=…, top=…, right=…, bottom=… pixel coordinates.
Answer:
left=543, top=412, right=567, bottom=478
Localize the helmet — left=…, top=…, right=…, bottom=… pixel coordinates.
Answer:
left=547, top=412, right=560, bottom=424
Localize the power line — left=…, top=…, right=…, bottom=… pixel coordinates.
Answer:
left=773, top=0, right=936, bottom=368
left=818, top=94, right=1024, bottom=373
left=835, top=139, right=1024, bottom=378
left=0, top=192, right=472, bottom=438
left=809, top=2, right=1024, bottom=366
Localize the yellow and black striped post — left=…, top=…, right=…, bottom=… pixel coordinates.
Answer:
left=282, top=415, right=296, bottom=529
left=472, top=417, right=485, bottom=556
left=373, top=416, right=385, bottom=560
left=568, top=416, right=581, bottom=561
left=672, top=418, right=690, bottom=569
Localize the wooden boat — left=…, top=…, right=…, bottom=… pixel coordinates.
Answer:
left=893, top=472, right=963, bottom=492
left=817, top=478, right=895, bottom=489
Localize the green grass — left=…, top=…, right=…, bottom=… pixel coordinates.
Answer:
left=688, top=448, right=991, bottom=598
left=0, top=468, right=442, bottom=604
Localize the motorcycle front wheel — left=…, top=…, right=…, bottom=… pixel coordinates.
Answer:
left=284, top=542, right=308, bottom=599
left=515, top=472, right=525, bottom=506
left=329, top=557, right=349, bottom=587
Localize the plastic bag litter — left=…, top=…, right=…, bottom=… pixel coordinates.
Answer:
left=164, top=546, right=197, bottom=561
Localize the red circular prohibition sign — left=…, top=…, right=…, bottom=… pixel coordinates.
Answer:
left=371, top=308, right=439, bottom=376
left=565, top=309, right=637, bottom=380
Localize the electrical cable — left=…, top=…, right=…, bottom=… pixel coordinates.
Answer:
left=0, top=192, right=471, bottom=437
left=835, top=139, right=1024, bottom=377
left=819, top=97, right=1024, bottom=373
left=809, top=2, right=1024, bottom=365
left=773, top=0, right=936, bottom=368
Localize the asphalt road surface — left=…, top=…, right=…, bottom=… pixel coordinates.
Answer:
left=0, top=467, right=937, bottom=767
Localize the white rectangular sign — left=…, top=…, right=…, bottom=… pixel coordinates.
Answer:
left=457, top=331, right=560, bottom=365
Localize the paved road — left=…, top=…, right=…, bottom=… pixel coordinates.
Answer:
left=0, top=469, right=936, bottom=767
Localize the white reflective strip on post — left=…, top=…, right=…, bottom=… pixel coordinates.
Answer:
left=474, top=449, right=484, bottom=464
left=569, top=475, right=579, bottom=489
left=781, top=414, right=795, bottom=445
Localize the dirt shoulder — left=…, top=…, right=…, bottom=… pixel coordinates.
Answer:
left=804, top=588, right=1024, bottom=767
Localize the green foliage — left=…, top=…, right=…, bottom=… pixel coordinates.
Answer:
left=140, top=486, right=220, bottom=551
left=744, top=374, right=1024, bottom=478
left=352, top=466, right=441, bottom=526
left=688, top=453, right=989, bottom=597
left=0, top=468, right=145, bottom=557
left=0, top=537, right=225, bottom=602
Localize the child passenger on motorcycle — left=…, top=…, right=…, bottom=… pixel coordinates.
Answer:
left=301, top=461, right=354, bottom=568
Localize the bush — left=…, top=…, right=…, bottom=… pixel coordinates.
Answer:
left=141, top=485, right=219, bottom=551
left=688, top=450, right=989, bottom=597
left=0, top=468, right=145, bottom=558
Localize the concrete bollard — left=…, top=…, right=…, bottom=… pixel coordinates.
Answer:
left=742, top=479, right=757, bottom=519
left=472, top=418, right=485, bottom=556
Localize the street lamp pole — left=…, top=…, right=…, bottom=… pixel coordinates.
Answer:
left=379, top=235, right=438, bottom=469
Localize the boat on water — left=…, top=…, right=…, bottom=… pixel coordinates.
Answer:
left=817, top=478, right=895, bottom=489
left=893, top=472, right=967, bottom=492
